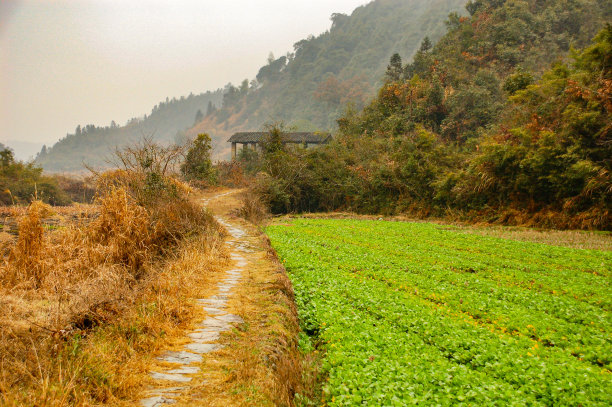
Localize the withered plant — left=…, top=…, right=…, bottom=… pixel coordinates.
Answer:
left=0, top=139, right=226, bottom=406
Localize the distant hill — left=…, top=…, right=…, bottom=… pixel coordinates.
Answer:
left=38, top=0, right=467, bottom=171
left=190, top=0, right=469, bottom=158
left=37, top=91, right=223, bottom=172
left=0, top=140, right=43, bottom=161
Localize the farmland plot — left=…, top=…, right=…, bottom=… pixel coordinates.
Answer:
left=267, top=219, right=612, bottom=406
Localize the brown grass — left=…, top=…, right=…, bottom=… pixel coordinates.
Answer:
left=453, top=225, right=612, bottom=251
left=236, top=190, right=269, bottom=225
left=177, top=190, right=302, bottom=407
left=216, top=161, right=250, bottom=188
left=0, top=170, right=227, bottom=405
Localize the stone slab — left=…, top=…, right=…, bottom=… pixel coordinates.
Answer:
left=185, top=343, right=223, bottom=354
left=141, top=396, right=177, bottom=407
left=166, top=366, right=199, bottom=374
left=158, top=351, right=202, bottom=364
left=187, top=331, right=220, bottom=342
left=202, top=306, right=226, bottom=315
left=197, top=298, right=227, bottom=307
left=210, top=294, right=228, bottom=301
left=150, top=372, right=192, bottom=383
left=200, top=318, right=231, bottom=330
left=216, top=314, right=244, bottom=323
left=146, top=387, right=186, bottom=395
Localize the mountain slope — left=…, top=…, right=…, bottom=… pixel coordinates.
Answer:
left=248, top=0, right=611, bottom=228
left=190, top=0, right=468, bottom=158
left=37, top=91, right=223, bottom=172
left=38, top=0, right=468, bottom=171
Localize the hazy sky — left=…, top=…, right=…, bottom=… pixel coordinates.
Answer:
left=0, top=0, right=367, bottom=158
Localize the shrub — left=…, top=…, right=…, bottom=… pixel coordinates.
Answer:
left=181, top=133, right=217, bottom=184
left=0, top=148, right=70, bottom=206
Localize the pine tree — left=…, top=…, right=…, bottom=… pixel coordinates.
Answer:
left=385, top=53, right=403, bottom=82
left=194, top=109, right=204, bottom=124
left=181, top=133, right=215, bottom=182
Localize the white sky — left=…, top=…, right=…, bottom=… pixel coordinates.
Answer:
left=0, top=0, right=367, bottom=157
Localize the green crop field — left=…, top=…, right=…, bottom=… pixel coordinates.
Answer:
left=267, top=219, right=612, bottom=406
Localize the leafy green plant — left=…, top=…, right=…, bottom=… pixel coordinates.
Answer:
left=181, top=133, right=217, bottom=184
left=268, top=218, right=612, bottom=405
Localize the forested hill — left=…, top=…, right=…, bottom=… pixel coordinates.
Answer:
left=187, top=0, right=469, bottom=158
left=250, top=0, right=611, bottom=229
left=36, top=91, right=223, bottom=172
left=37, top=0, right=468, bottom=171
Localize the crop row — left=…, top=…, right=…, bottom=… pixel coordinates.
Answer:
left=267, top=219, right=612, bottom=406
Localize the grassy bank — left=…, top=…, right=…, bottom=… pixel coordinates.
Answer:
left=0, top=175, right=227, bottom=405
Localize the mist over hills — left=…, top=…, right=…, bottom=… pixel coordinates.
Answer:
left=189, top=0, right=469, bottom=158
left=37, top=0, right=467, bottom=172
left=36, top=91, right=223, bottom=172
left=0, top=140, right=43, bottom=162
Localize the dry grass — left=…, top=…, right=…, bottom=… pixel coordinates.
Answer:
left=236, top=190, right=269, bottom=225
left=451, top=225, right=612, bottom=251
left=456, top=205, right=612, bottom=232
left=178, top=190, right=302, bottom=407
left=0, top=169, right=228, bottom=405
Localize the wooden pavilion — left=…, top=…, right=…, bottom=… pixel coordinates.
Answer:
left=228, top=132, right=331, bottom=160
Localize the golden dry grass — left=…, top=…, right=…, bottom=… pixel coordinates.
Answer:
left=452, top=225, right=611, bottom=251
left=175, top=189, right=301, bottom=407
left=236, top=190, right=269, bottom=225
left=0, top=173, right=228, bottom=405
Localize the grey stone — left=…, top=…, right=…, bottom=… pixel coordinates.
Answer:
left=216, top=314, right=244, bottom=323
left=185, top=343, right=223, bottom=354
left=150, top=372, right=192, bottom=383
left=166, top=366, right=199, bottom=374
left=202, top=306, right=226, bottom=315
left=146, top=387, right=185, bottom=395
left=197, top=298, right=227, bottom=307
left=141, top=396, right=177, bottom=407
left=200, top=317, right=231, bottom=330
left=158, top=351, right=202, bottom=364
left=210, top=294, right=228, bottom=300
left=187, top=331, right=220, bottom=342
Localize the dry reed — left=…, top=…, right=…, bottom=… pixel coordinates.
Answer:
left=236, top=190, right=269, bottom=225
left=0, top=167, right=225, bottom=406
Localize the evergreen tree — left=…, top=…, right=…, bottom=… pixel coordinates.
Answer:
left=206, top=101, right=216, bottom=116
left=194, top=109, right=204, bottom=124
left=181, top=133, right=215, bottom=182
left=419, top=36, right=432, bottom=52
left=385, top=53, right=403, bottom=82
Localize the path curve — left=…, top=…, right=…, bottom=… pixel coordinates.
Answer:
left=140, top=191, right=248, bottom=407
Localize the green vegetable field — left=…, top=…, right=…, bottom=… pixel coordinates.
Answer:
left=266, top=219, right=612, bottom=406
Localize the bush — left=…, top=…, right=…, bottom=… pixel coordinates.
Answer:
left=237, top=190, right=269, bottom=224
left=0, top=148, right=70, bottom=206
left=181, top=133, right=217, bottom=184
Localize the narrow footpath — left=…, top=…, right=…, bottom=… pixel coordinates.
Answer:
left=140, top=189, right=299, bottom=407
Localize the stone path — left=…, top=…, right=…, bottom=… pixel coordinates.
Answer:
left=140, top=196, right=246, bottom=407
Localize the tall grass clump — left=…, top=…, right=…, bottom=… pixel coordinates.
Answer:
left=6, top=201, right=52, bottom=287
left=237, top=190, right=269, bottom=225
left=0, top=140, right=225, bottom=405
